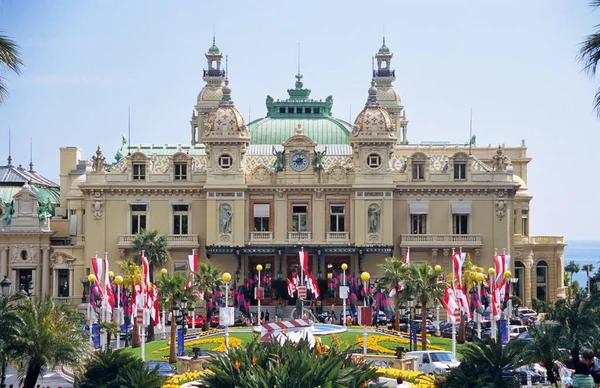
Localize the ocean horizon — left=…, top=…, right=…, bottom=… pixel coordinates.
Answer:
left=563, top=240, right=600, bottom=287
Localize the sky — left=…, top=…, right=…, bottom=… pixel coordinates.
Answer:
left=0, top=0, right=599, bottom=240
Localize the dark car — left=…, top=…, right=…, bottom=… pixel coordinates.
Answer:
left=143, top=361, right=177, bottom=377
left=120, top=323, right=133, bottom=341
left=502, top=367, right=543, bottom=385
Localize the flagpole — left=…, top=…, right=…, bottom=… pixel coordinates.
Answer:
left=141, top=250, right=146, bottom=362
left=451, top=248, right=456, bottom=356
left=491, top=248, right=498, bottom=342
left=342, top=264, right=347, bottom=327
left=191, top=249, right=195, bottom=331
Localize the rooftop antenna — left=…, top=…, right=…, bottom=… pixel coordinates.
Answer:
left=128, top=106, right=131, bottom=156
left=226, top=55, right=228, bottom=79
left=372, top=56, right=375, bottom=77
left=7, top=127, right=12, bottom=167
left=297, top=42, right=301, bottom=75
left=469, top=107, right=473, bottom=155
left=29, top=137, right=33, bottom=172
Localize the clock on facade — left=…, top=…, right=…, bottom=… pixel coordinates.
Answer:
left=290, top=151, right=309, bottom=171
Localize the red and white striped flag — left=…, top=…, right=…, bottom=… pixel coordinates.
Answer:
left=185, top=251, right=199, bottom=289
left=286, top=278, right=296, bottom=298
left=299, top=249, right=309, bottom=276
left=442, top=287, right=460, bottom=324
left=307, top=273, right=320, bottom=298
left=141, top=255, right=150, bottom=293
left=103, top=255, right=115, bottom=310
left=90, top=255, right=104, bottom=301
left=403, top=248, right=410, bottom=266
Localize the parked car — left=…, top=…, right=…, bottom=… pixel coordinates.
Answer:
left=210, top=314, right=220, bottom=327
left=517, top=307, right=538, bottom=320
left=185, top=314, right=206, bottom=328
left=143, top=361, right=177, bottom=377
left=508, top=325, right=529, bottom=340
left=120, top=323, right=133, bottom=341
left=502, top=366, right=544, bottom=385
left=405, top=350, right=460, bottom=374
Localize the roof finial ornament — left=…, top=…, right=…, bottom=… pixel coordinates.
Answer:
left=29, top=137, right=34, bottom=172
left=365, top=79, right=380, bottom=107
left=7, top=127, right=12, bottom=167
left=220, top=57, right=233, bottom=106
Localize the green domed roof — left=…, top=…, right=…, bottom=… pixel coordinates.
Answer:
left=208, top=37, right=220, bottom=53
left=248, top=73, right=351, bottom=144
left=379, top=37, right=390, bottom=53
left=248, top=117, right=351, bottom=145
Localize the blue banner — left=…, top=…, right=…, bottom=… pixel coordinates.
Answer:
left=499, top=319, right=508, bottom=344
left=92, top=323, right=100, bottom=349
left=177, top=329, right=184, bottom=356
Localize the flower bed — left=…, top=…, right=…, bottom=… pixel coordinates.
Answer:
left=377, top=367, right=434, bottom=387
left=355, top=335, right=444, bottom=354
left=162, top=370, right=204, bottom=388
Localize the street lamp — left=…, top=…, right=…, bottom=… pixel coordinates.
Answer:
left=80, top=277, right=89, bottom=303
left=222, top=272, right=231, bottom=351
left=341, top=263, right=348, bottom=327
left=0, top=276, right=11, bottom=388
left=87, top=274, right=97, bottom=346
left=173, top=304, right=183, bottom=357
left=256, top=264, right=263, bottom=326
left=114, top=275, right=123, bottom=350
left=360, top=271, right=370, bottom=356
left=475, top=272, right=486, bottom=339
left=160, top=268, right=168, bottom=333
left=488, top=267, right=496, bottom=340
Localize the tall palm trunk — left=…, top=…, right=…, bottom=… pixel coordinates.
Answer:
left=457, top=313, right=466, bottom=344
left=394, top=302, right=401, bottom=332
left=169, top=308, right=178, bottom=363
left=132, top=321, right=141, bottom=348
left=148, top=270, right=155, bottom=342
left=421, top=299, right=428, bottom=350
left=24, top=362, right=42, bottom=388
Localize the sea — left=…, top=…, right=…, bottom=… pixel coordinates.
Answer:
left=564, top=240, right=600, bottom=287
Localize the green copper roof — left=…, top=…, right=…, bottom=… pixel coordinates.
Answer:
left=248, top=117, right=351, bottom=144
left=208, top=37, right=220, bottom=53
left=379, top=37, right=390, bottom=53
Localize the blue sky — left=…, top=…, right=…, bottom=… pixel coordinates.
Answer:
left=0, top=0, right=598, bottom=239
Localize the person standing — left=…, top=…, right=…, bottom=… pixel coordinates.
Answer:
left=581, top=349, right=600, bottom=386
left=330, top=303, right=337, bottom=320
left=395, top=376, right=409, bottom=388
left=573, top=362, right=595, bottom=388
left=265, top=311, right=270, bottom=323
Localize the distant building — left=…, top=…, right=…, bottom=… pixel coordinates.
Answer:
left=0, top=39, right=565, bottom=310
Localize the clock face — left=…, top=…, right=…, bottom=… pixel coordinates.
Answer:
left=290, top=151, right=309, bottom=171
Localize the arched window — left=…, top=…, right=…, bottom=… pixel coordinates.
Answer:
left=536, top=260, right=548, bottom=302
left=514, top=261, right=525, bottom=300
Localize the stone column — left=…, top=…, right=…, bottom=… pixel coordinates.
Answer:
left=0, top=245, right=7, bottom=278
left=53, top=270, right=58, bottom=296
left=69, top=268, right=74, bottom=298
left=523, top=250, right=534, bottom=308
left=42, top=246, right=50, bottom=296
left=31, top=269, right=37, bottom=296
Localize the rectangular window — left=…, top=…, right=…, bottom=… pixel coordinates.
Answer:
left=174, top=262, right=187, bottom=278
left=133, top=163, right=146, bottom=180
left=411, top=214, right=427, bottom=234
left=314, top=107, right=320, bottom=114
left=292, top=204, right=308, bottom=232
left=329, top=205, right=345, bottom=232
left=173, top=204, right=189, bottom=235
left=58, top=269, right=70, bottom=297
left=296, top=108, right=303, bottom=114
left=288, top=107, right=294, bottom=114
left=412, top=162, right=425, bottom=180
left=522, top=217, right=528, bottom=236
left=253, top=204, right=270, bottom=232
left=453, top=214, right=469, bottom=234
left=305, top=108, right=312, bottom=114
left=279, top=107, right=286, bottom=114
left=174, top=163, right=187, bottom=180
left=131, top=204, right=147, bottom=234
left=454, top=161, right=466, bottom=180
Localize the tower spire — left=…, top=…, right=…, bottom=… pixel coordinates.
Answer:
left=29, top=137, right=33, bottom=172
left=297, top=42, right=301, bottom=76
left=7, top=127, right=12, bottom=167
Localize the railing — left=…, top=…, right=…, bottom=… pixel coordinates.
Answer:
left=531, top=236, right=565, bottom=244
left=327, top=232, right=349, bottom=243
left=118, top=234, right=200, bottom=248
left=53, top=297, right=69, bottom=304
left=372, top=69, right=395, bottom=78
left=250, top=231, right=274, bottom=243
left=288, top=232, right=312, bottom=242
left=400, top=234, right=482, bottom=247
left=203, top=69, right=225, bottom=77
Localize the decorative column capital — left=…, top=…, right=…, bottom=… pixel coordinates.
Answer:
left=41, top=245, right=51, bottom=252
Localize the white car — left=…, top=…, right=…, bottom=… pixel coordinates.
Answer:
left=405, top=350, right=460, bottom=374
left=509, top=325, right=529, bottom=339
left=517, top=307, right=538, bottom=319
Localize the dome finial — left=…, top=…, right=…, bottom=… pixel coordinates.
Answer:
left=366, top=79, right=380, bottom=107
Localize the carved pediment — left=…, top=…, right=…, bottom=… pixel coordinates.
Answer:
left=50, top=251, right=77, bottom=269
left=326, top=165, right=347, bottom=184
left=283, top=134, right=317, bottom=149
left=13, top=184, right=39, bottom=217
left=11, top=244, right=37, bottom=266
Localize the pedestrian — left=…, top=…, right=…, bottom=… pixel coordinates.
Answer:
left=581, top=349, right=600, bottom=386
left=573, top=362, right=595, bottom=388
left=331, top=303, right=337, bottom=320
left=395, top=376, right=409, bottom=388
left=265, top=310, right=270, bottom=323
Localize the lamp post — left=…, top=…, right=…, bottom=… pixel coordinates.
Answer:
left=434, top=265, right=442, bottom=337
left=360, top=271, right=370, bottom=356
left=475, top=272, right=485, bottom=339
left=488, top=267, right=496, bottom=340
left=222, top=272, right=231, bottom=351
left=80, top=277, right=89, bottom=303
left=161, top=268, right=168, bottom=333
left=87, top=274, right=97, bottom=346
left=407, top=295, right=415, bottom=352
left=114, top=275, right=123, bottom=350
left=342, top=263, right=348, bottom=327
left=174, top=304, right=182, bottom=357
left=256, top=264, right=263, bottom=326
left=1, top=276, right=12, bottom=388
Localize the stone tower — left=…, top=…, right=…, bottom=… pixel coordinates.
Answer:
left=373, top=38, right=408, bottom=144
left=190, top=38, right=226, bottom=145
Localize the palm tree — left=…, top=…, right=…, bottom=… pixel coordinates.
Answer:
left=444, top=337, right=526, bottom=388
left=195, top=263, right=223, bottom=331
left=8, top=295, right=90, bottom=388
left=565, top=261, right=580, bottom=296
left=456, top=255, right=482, bottom=344
left=0, top=296, right=22, bottom=387
left=378, top=256, right=409, bottom=332
left=402, top=263, right=448, bottom=350
left=156, top=272, right=195, bottom=363
left=545, top=293, right=600, bottom=353
left=0, top=32, right=23, bottom=104
left=133, top=229, right=170, bottom=341
left=77, top=348, right=138, bottom=388
left=579, top=1, right=600, bottom=116
left=520, top=323, right=568, bottom=386
left=118, top=260, right=143, bottom=348
left=116, top=359, right=165, bottom=388
left=583, top=264, right=595, bottom=295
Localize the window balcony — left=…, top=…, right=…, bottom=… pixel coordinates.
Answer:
left=118, top=234, right=200, bottom=249
left=250, top=231, right=274, bottom=244
left=514, top=235, right=565, bottom=246
left=288, top=232, right=312, bottom=242
left=327, top=232, right=349, bottom=243
left=399, top=234, right=482, bottom=248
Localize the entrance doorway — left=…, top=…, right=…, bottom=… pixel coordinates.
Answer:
left=286, top=254, right=313, bottom=305
left=18, top=269, right=33, bottom=294
left=325, top=256, right=351, bottom=304
left=248, top=256, right=274, bottom=305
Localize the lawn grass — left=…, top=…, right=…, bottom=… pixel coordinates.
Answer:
left=122, top=330, right=466, bottom=361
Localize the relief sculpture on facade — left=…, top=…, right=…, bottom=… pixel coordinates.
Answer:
left=219, top=203, right=233, bottom=234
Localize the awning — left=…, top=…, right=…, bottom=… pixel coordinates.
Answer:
left=409, top=202, right=429, bottom=215
left=254, top=204, right=270, bottom=218
left=451, top=202, right=472, bottom=214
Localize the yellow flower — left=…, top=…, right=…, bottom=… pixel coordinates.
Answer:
left=235, top=360, right=241, bottom=369
left=252, top=356, right=257, bottom=365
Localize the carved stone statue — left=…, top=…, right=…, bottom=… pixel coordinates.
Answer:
left=368, top=204, right=381, bottom=234
left=492, top=145, right=511, bottom=172
left=37, top=199, right=51, bottom=223
left=272, top=146, right=285, bottom=172
left=1, top=200, right=14, bottom=226
left=266, top=95, right=274, bottom=109
left=219, top=203, right=233, bottom=234
left=313, top=147, right=327, bottom=172
left=91, top=146, right=107, bottom=173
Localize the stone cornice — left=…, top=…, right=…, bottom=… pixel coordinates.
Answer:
left=81, top=188, right=204, bottom=198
